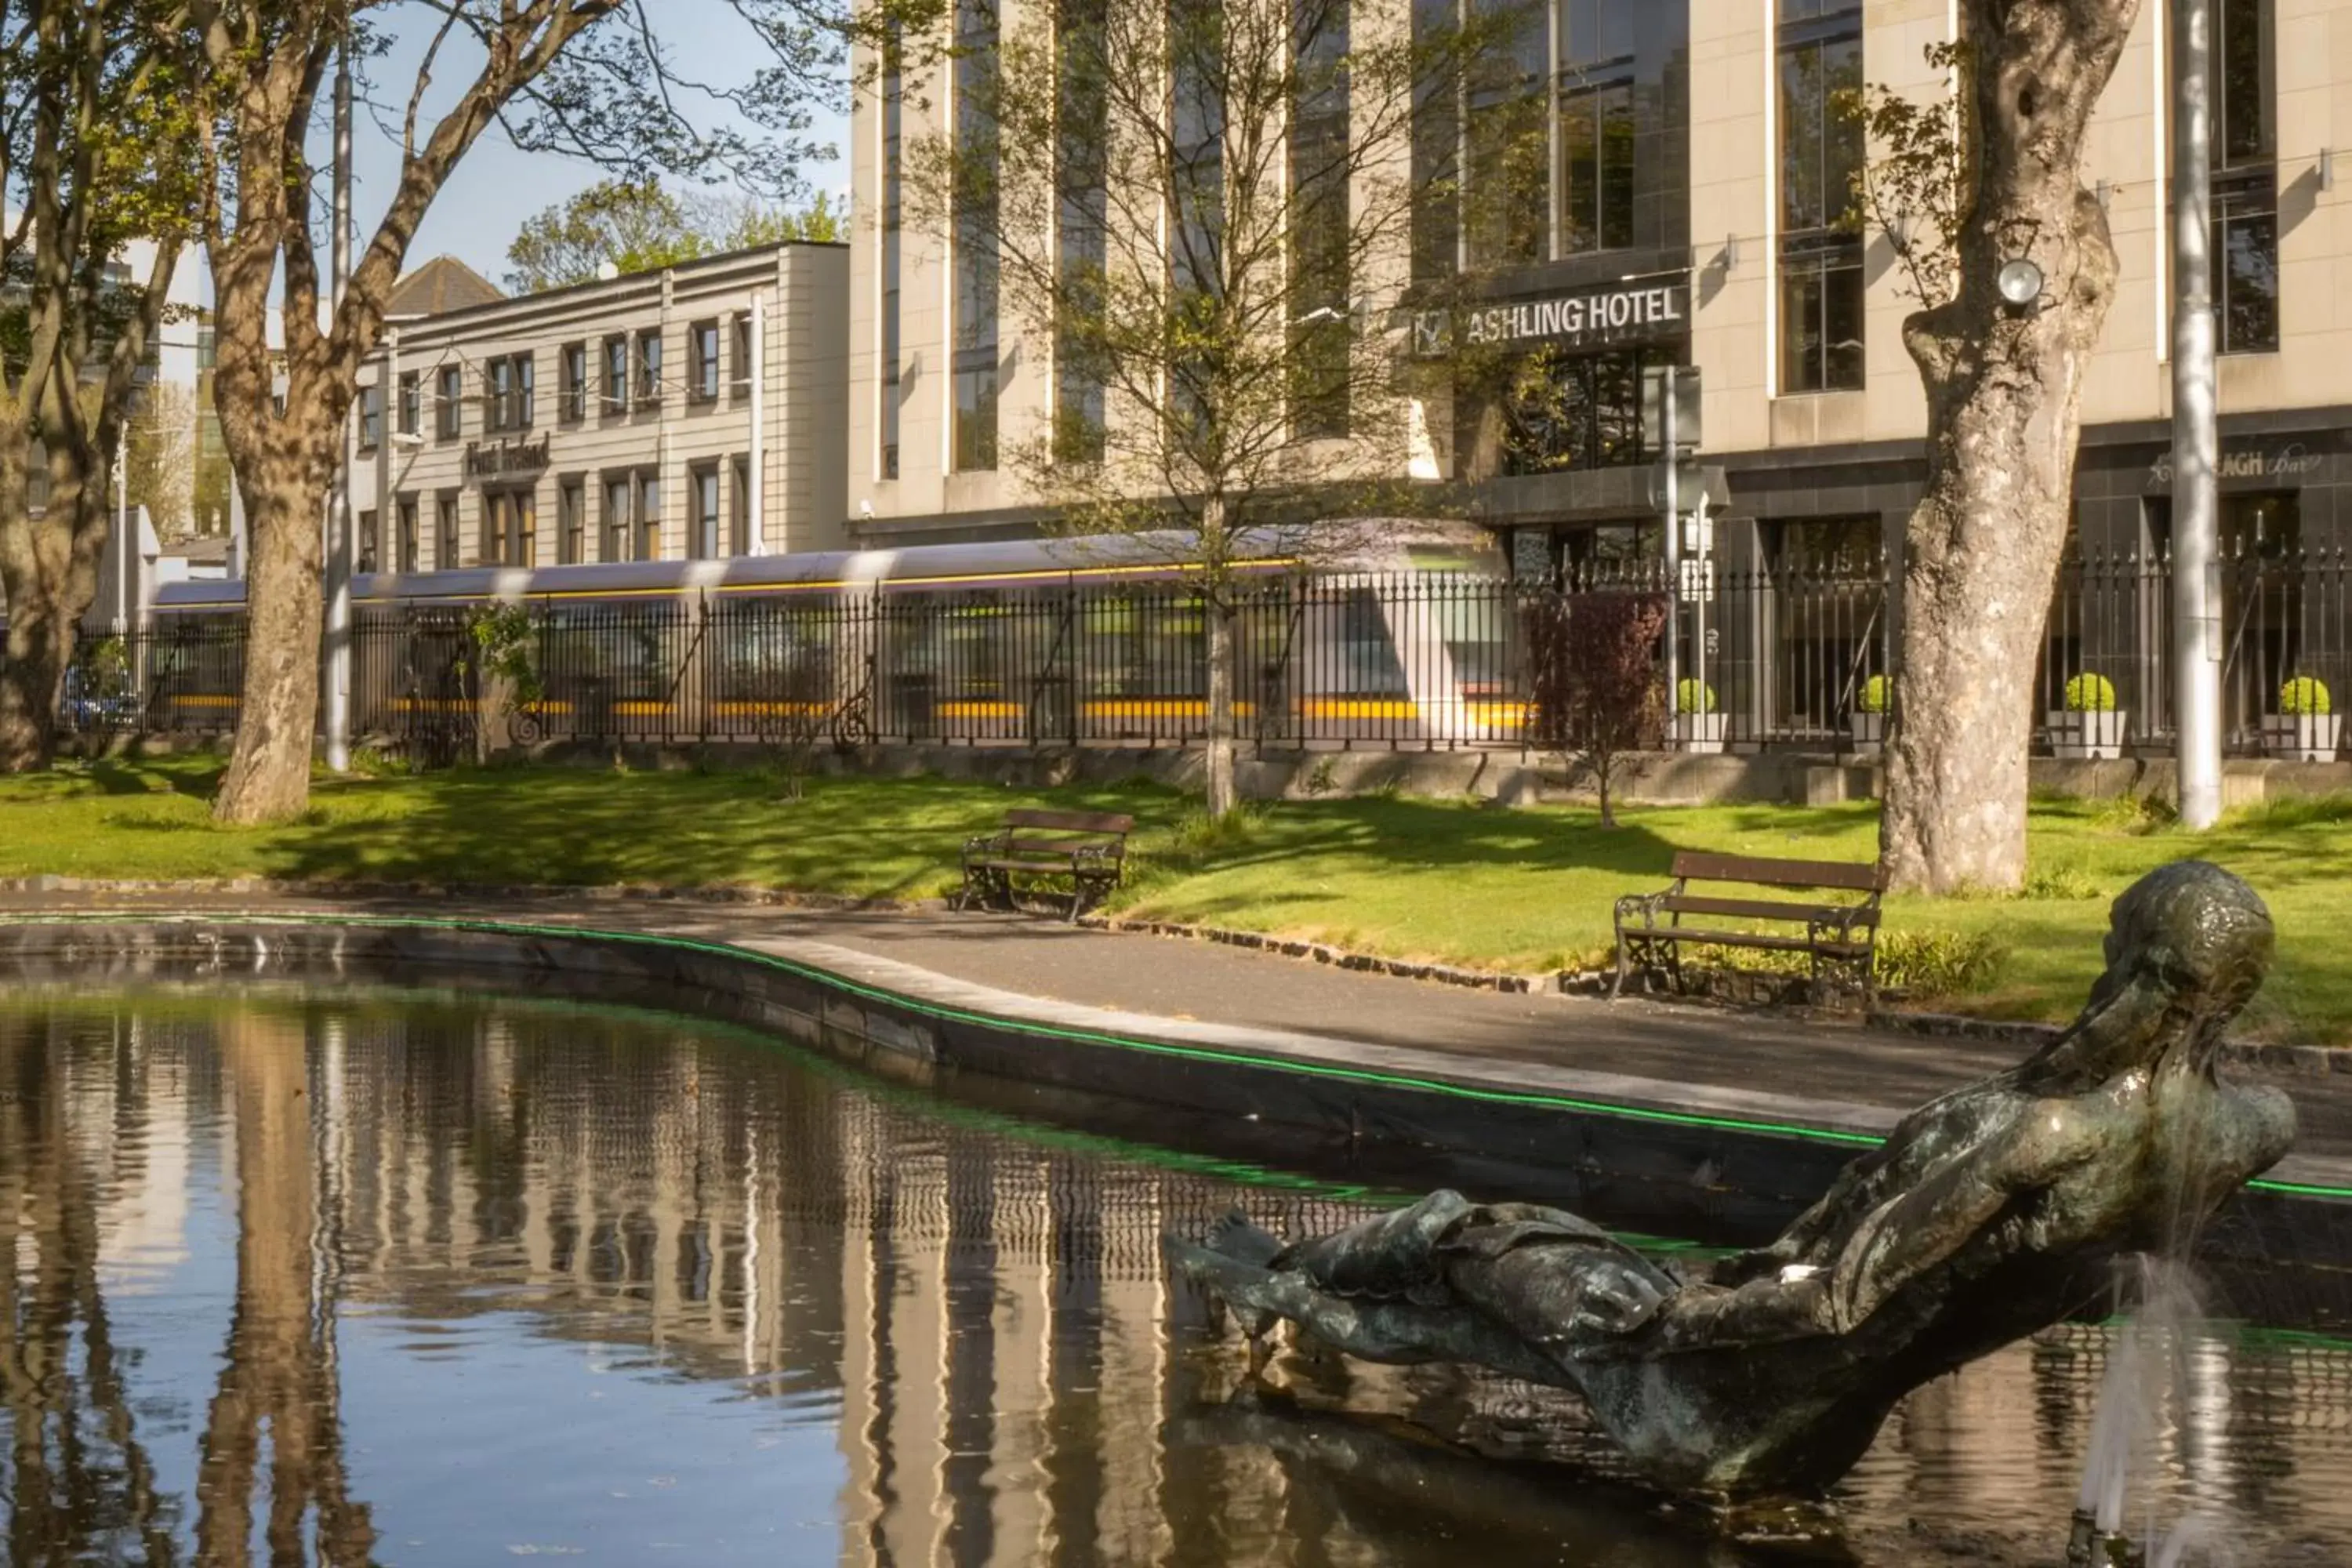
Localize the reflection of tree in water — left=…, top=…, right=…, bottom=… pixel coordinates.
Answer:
left=0, top=1011, right=183, bottom=1565
left=192, top=1010, right=376, bottom=1568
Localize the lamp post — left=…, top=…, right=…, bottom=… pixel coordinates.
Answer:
left=2172, top=0, right=2223, bottom=829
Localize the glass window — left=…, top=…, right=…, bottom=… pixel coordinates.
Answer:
left=638, top=472, right=662, bottom=560
left=486, top=359, right=512, bottom=431
left=2212, top=0, right=2277, bottom=354
left=731, top=456, right=753, bottom=555
left=437, top=366, right=463, bottom=438
left=358, top=509, right=379, bottom=573
left=1463, top=0, right=1546, bottom=269
left=881, top=55, right=904, bottom=478
left=397, top=495, right=419, bottom=572
left=691, top=466, right=721, bottom=558
left=603, top=476, right=630, bottom=562
left=1559, top=83, right=1635, bottom=255
left=436, top=494, right=460, bottom=568
left=515, top=354, right=534, bottom=426
left=637, top=331, right=662, bottom=402
left=1409, top=0, right=1459, bottom=281
left=953, top=0, right=1000, bottom=470
left=358, top=385, right=382, bottom=449
left=1289, top=0, right=1348, bottom=441
left=1777, top=3, right=1864, bottom=391
left=564, top=344, right=587, bottom=420
left=1498, top=345, right=1664, bottom=475
left=604, top=336, right=630, bottom=410
left=1057, top=0, right=1109, bottom=463
left=560, top=480, right=585, bottom=564
left=691, top=321, right=721, bottom=401
left=397, top=372, right=420, bottom=436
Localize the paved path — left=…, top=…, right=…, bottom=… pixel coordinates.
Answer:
left=9, top=887, right=2351, bottom=1185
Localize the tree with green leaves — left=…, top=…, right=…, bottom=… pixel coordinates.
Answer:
left=503, top=179, right=844, bottom=293
left=903, top=0, right=1518, bottom=817
left=188, top=0, right=927, bottom=825
left=1836, top=10, right=2141, bottom=895
left=0, top=0, right=198, bottom=773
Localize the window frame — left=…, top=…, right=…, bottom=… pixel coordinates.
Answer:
left=604, top=336, right=630, bottom=412
left=435, top=365, right=463, bottom=440
left=635, top=328, right=663, bottom=407
left=690, top=319, right=722, bottom=402
left=561, top=343, right=589, bottom=422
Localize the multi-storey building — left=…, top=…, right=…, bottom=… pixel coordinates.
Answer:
left=848, top=0, right=2338, bottom=570
left=347, top=242, right=851, bottom=572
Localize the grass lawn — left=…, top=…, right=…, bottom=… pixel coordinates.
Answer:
left=2, top=757, right=2347, bottom=1043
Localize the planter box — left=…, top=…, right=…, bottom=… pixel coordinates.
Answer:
left=1674, top=712, right=1728, bottom=755
left=2263, top=712, right=2343, bottom=763
left=2048, top=709, right=2127, bottom=760
left=1849, top=713, right=1886, bottom=755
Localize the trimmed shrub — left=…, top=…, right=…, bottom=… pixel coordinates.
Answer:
left=1676, top=677, right=1717, bottom=715
left=2279, top=677, right=2333, bottom=717
left=1858, top=674, right=1893, bottom=715
left=2063, top=673, right=2117, bottom=713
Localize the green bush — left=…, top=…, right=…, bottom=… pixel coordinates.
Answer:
left=1858, top=675, right=1893, bottom=716
left=2279, top=677, right=2333, bottom=717
left=1877, top=929, right=2011, bottom=998
left=1676, top=678, right=1717, bottom=715
left=2063, top=673, right=2118, bottom=713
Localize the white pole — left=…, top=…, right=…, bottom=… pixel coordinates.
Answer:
left=748, top=291, right=767, bottom=555
left=1662, top=371, right=1682, bottom=729
left=2172, top=0, right=2223, bottom=829
left=324, top=43, right=355, bottom=773
left=114, top=430, right=129, bottom=626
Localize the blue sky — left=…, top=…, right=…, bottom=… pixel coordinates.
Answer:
left=338, top=5, right=852, bottom=292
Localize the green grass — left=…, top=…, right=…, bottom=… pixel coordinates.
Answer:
left=2, top=757, right=2349, bottom=1044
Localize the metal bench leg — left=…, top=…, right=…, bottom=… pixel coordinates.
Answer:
left=1611, top=927, right=1631, bottom=1000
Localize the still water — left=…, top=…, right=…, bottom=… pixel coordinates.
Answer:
left=2, top=987, right=2349, bottom=1567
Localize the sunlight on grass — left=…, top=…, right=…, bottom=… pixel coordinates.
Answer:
left=2, top=760, right=2347, bottom=1043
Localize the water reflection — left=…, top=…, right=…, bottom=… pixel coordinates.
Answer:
left=1, top=988, right=2349, bottom=1567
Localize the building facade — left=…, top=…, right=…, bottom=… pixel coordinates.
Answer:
left=848, top=0, right=2343, bottom=558
left=348, top=243, right=851, bottom=572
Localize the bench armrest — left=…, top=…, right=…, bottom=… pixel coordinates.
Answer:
left=1614, top=889, right=1670, bottom=927
left=964, top=830, right=1008, bottom=858
left=1073, top=841, right=1123, bottom=866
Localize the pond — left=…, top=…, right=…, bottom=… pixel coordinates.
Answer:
left=2, top=986, right=2348, bottom=1567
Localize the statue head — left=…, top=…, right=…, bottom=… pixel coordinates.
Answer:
left=2027, top=860, right=2273, bottom=1089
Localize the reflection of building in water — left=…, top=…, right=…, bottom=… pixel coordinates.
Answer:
left=8, top=992, right=2352, bottom=1566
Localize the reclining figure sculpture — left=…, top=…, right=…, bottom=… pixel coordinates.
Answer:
left=1169, top=860, right=2295, bottom=1494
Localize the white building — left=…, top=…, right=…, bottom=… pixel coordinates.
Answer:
left=347, top=243, right=851, bottom=571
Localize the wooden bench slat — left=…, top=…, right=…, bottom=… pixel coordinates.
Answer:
left=1660, top=895, right=1882, bottom=927
left=1003, top=808, right=1136, bottom=834
left=1669, top=851, right=1886, bottom=893
left=1642, top=928, right=1874, bottom=956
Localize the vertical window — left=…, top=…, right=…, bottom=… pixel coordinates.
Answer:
left=397, top=372, right=420, bottom=436
left=732, top=314, right=755, bottom=398
left=603, top=475, right=631, bottom=561
left=637, top=329, right=662, bottom=403
left=482, top=492, right=507, bottom=564
left=358, top=508, right=379, bottom=573
left=1558, top=2, right=1639, bottom=257
left=604, top=336, right=630, bottom=410
left=691, top=466, right=721, bottom=558
left=1463, top=0, right=1547, bottom=268
left=1410, top=0, right=1459, bottom=280
left=1054, top=0, right=1109, bottom=464
left=436, top=494, right=460, bottom=568
left=690, top=321, right=721, bottom=401
left=436, top=365, right=463, bottom=438
left=1168, top=0, right=1223, bottom=441
left=1290, top=0, right=1350, bottom=439
left=1777, top=2, right=1864, bottom=392
left=559, top=479, right=586, bottom=564
left=880, top=50, right=904, bottom=479
left=2213, top=0, right=2277, bottom=354
left=397, top=495, right=419, bottom=572
left=563, top=344, right=588, bottom=420
left=637, top=472, right=662, bottom=561
left=731, top=456, right=753, bottom=555
left=486, top=359, right=512, bottom=431
left=358, top=384, right=383, bottom=449
left=953, top=0, right=1000, bottom=471
left=515, top=354, right=535, bottom=426
left=514, top=488, right=536, bottom=564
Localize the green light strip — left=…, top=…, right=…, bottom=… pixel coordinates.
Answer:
left=5, top=908, right=2347, bottom=1203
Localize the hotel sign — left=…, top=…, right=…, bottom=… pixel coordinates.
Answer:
left=1410, top=279, right=1690, bottom=358
left=465, top=435, right=551, bottom=483
left=2146, top=440, right=2329, bottom=488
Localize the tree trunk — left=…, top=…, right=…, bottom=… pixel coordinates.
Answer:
left=1205, top=600, right=1239, bottom=818
left=0, top=422, right=106, bottom=774
left=212, top=453, right=327, bottom=824
left=1882, top=1, right=2140, bottom=895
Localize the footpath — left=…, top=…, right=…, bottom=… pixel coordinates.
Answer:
left=4, top=881, right=2350, bottom=1198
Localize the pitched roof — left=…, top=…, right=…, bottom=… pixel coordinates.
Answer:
left=387, top=256, right=506, bottom=318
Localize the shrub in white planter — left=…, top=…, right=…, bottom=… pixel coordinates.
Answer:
left=2265, top=677, right=2342, bottom=763
left=1673, top=678, right=1726, bottom=754
left=2049, top=673, right=2125, bottom=760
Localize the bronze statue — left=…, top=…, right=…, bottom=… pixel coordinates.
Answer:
left=1168, top=860, right=2295, bottom=1494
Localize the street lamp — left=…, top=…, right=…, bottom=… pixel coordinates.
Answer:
left=1995, top=256, right=2045, bottom=310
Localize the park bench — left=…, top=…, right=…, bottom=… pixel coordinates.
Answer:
left=1613, top=851, right=1886, bottom=1003
left=958, top=808, right=1135, bottom=921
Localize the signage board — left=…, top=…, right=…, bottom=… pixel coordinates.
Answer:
left=1414, top=278, right=1691, bottom=358
left=465, top=436, right=552, bottom=484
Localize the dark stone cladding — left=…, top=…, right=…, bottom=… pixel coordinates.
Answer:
left=0, top=914, right=2342, bottom=1327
